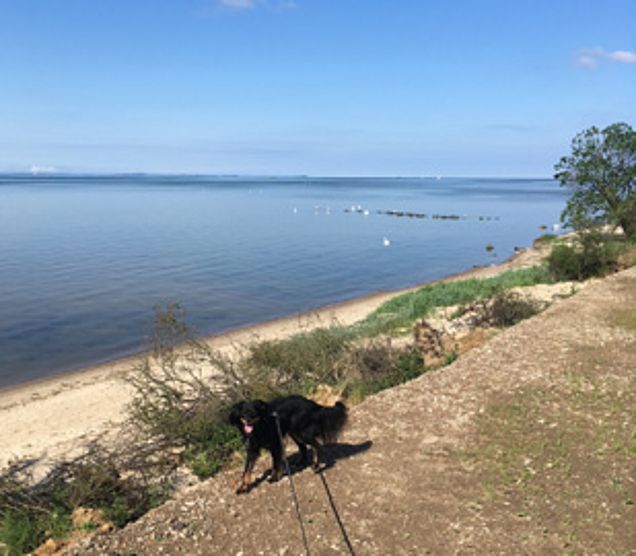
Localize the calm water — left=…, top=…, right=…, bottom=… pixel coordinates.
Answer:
left=0, top=175, right=566, bottom=388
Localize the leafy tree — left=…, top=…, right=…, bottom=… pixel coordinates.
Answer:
left=554, top=122, right=636, bottom=239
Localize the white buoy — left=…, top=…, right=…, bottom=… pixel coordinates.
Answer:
left=383, top=237, right=391, bottom=247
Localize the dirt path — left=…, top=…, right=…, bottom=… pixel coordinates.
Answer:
left=69, top=265, right=636, bottom=555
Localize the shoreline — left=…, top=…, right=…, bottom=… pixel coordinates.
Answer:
left=0, top=287, right=414, bottom=398
left=0, top=242, right=547, bottom=469
left=0, top=263, right=492, bottom=397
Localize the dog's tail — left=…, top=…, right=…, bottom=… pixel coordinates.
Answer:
left=318, top=401, right=348, bottom=445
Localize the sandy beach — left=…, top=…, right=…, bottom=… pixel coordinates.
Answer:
left=0, top=245, right=545, bottom=471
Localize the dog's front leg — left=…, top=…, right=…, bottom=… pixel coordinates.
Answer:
left=236, top=447, right=258, bottom=494
left=268, top=438, right=285, bottom=482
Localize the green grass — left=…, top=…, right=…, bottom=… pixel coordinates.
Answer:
left=616, top=309, right=636, bottom=332
left=356, top=266, right=552, bottom=335
left=462, top=367, right=636, bottom=552
left=534, top=233, right=559, bottom=244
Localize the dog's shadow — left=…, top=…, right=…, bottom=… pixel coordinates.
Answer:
left=251, top=440, right=373, bottom=489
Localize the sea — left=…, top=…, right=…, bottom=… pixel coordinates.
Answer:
left=0, top=175, right=567, bottom=388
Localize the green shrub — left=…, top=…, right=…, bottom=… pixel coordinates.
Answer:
left=104, top=496, right=132, bottom=529
left=0, top=509, right=45, bottom=556
left=184, top=424, right=243, bottom=479
left=444, top=351, right=459, bottom=365
left=548, top=232, right=620, bottom=281
left=547, top=243, right=581, bottom=281
left=534, top=233, right=558, bottom=245
left=0, top=506, right=71, bottom=555
left=245, top=326, right=353, bottom=394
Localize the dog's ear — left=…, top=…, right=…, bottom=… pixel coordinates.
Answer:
left=254, top=400, right=270, bottom=416
left=228, top=401, right=245, bottom=427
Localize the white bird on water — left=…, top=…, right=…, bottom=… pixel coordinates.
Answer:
left=383, top=237, right=391, bottom=247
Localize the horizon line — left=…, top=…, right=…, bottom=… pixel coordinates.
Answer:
left=0, top=171, right=554, bottom=180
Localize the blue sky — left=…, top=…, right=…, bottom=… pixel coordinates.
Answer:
left=1, top=0, right=634, bottom=176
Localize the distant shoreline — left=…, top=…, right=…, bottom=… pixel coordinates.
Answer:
left=0, top=172, right=555, bottom=180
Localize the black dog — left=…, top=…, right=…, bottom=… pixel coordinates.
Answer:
left=229, top=395, right=347, bottom=493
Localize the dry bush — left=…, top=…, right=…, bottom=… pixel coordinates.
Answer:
left=462, top=291, right=540, bottom=328
left=341, top=338, right=426, bottom=400
left=0, top=437, right=175, bottom=555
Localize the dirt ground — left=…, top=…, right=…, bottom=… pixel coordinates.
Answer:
left=65, top=265, right=636, bottom=555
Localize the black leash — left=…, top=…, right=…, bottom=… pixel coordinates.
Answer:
left=272, top=411, right=311, bottom=556
left=318, top=472, right=356, bottom=556
left=272, top=411, right=356, bottom=556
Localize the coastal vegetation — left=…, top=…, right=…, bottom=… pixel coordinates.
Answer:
left=548, top=121, right=636, bottom=281
left=356, top=266, right=551, bottom=336
left=533, top=232, right=558, bottom=245
left=555, top=122, right=636, bottom=239
left=0, top=443, right=172, bottom=555
left=546, top=229, right=624, bottom=281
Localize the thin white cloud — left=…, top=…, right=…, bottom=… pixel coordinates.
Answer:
left=607, top=50, right=636, bottom=63
left=30, top=165, right=59, bottom=175
left=577, top=48, right=636, bottom=68
left=219, top=0, right=255, bottom=8
left=216, top=0, right=295, bottom=9
left=577, top=54, right=599, bottom=69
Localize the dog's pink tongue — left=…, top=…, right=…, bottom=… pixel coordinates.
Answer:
left=244, top=423, right=254, bottom=435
